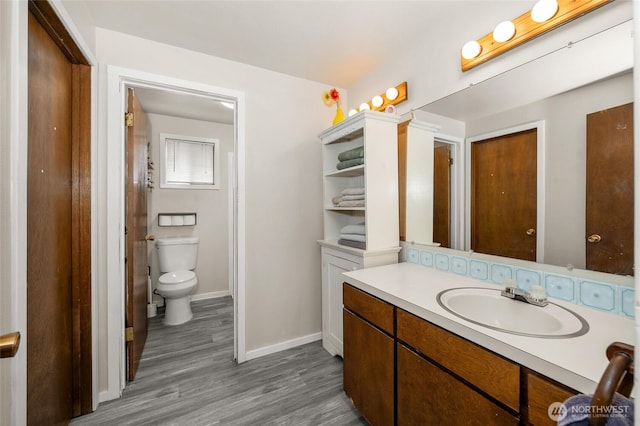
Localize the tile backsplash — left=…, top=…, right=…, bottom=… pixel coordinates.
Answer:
left=403, top=244, right=635, bottom=319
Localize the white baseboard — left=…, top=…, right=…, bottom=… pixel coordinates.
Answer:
left=191, top=290, right=230, bottom=301
left=245, top=332, right=322, bottom=361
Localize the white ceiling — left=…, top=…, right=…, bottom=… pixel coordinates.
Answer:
left=84, top=0, right=535, bottom=123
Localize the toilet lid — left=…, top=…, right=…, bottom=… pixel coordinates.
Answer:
left=159, top=270, right=196, bottom=285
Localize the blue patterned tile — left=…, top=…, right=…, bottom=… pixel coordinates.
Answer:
left=516, top=269, right=541, bottom=292
left=451, top=257, right=468, bottom=275
left=420, top=250, right=433, bottom=267
left=407, top=248, right=419, bottom=264
left=544, top=275, right=575, bottom=302
left=620, top=288, right=635, bottom=318
left=579, top=281, right=616, bottom=312
left=490, top=264, right=513, bottom=285
left=435, top=254, right=450, bottom=271
left=469, top=260, right=489, bottom=281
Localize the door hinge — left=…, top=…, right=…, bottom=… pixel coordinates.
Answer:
left=125, top=112, right=134, bottom=127
left=449, top=157, right=454, bottom=166
left=125, top=327, right=134, bottom=342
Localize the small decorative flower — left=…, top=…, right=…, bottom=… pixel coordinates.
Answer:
left=322, top=88, right=341, bottom=107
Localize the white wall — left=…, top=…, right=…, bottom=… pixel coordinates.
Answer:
left=95, top=28, right=339, bottom=394
left=146, top=113, right=234, bottom=301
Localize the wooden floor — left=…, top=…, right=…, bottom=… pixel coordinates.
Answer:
left=72, top=297, right=365, bottom=425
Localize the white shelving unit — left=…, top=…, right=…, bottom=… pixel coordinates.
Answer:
left=318, top=110, right=401, bottom=357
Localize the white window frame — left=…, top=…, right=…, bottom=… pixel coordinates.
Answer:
left=160, top=133, right=220, bottom=190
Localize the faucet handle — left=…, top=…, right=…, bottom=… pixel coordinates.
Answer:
left=529, top=285, right=547, bottom=301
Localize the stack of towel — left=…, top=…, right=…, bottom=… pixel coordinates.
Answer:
left=332, top=187, right=365, bottom=207
left=336, top=145, right=364, bottom=170
left=338, top=222, right=366, bottom=250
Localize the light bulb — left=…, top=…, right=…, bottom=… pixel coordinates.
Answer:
left=461, top=40, right=482, bottom=59
left=359, top=103, right=371, bottom=111
left=531, top=0, right=558, bottom=22
left=385, top=87, right=399, bottom=101
left=348, top=109, right=358, bottom=117
left=493, top=21, right=515, bottom=43
left=371, top=95, right=384, bottom=108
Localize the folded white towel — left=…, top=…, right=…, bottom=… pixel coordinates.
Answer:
left=331, top=195, right=342, bottom=205
left=341, top=187, right=365, bottom=196
left=339, top=233, right=366, bottom=242
left=341, top=194, right=365, bottom=201
left=340, top=222, right=366, bottom=235
left=337, top=199, right=365, bottom=207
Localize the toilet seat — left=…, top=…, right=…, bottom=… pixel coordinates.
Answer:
left=159, top=270, right=196, bottom=285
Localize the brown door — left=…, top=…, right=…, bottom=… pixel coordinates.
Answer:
left=471, top=129, right=537, bottom=261
left=126, top=88, right=149, bottom=381
left=433, top=143, right=451, bottom=248
left=586, top=103, right=634, bottom=275
left=27, top=2, right=93, bottom=422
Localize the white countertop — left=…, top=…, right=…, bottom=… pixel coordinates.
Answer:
left=342, top=262, right=634, bottom=394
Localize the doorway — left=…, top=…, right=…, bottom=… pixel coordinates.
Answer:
left=105, top=67, right=246, bottom=399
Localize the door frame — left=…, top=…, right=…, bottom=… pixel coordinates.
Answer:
left=1, top=0, right=98, bottom=422
left=105, top=66, right=246, bottom=400
left=434, top=133, right=465, bottom=251
left=465, top=121, right=546, bottom=263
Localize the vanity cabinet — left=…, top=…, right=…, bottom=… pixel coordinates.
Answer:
left=343, top=284, right=395, bottom=425
left=342, top=283, right=579, bottom=425
left=319, top=111, right=401, bottom=357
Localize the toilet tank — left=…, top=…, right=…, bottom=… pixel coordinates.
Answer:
left=156, top=237, right=199, bottom=272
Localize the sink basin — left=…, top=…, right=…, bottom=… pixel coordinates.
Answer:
left=437, top=287, right=589, bottom=338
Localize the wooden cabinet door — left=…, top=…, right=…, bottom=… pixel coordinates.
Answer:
left=343, top=310, right=394, bottom=425
left=397, top=344, right=518, bottom=426
left=527, top=371, right=577, bottom=426
left=471, top=129, right=537, bottom=261
left=586, top=102, right=634, bottom=275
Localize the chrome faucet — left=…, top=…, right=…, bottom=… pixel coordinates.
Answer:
left=501, top=286, right=548, bottom=307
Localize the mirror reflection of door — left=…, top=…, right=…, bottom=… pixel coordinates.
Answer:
left=586, top=102, right=634, bottom=275
left=433, top=143, right=451, bottom=248
left=470, top=129, right=537, bottom=261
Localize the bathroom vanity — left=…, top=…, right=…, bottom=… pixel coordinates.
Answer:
left=341, top=262, right=634, bottom=425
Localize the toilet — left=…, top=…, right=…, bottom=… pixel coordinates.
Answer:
left=156, top=236, right=199, bottom=325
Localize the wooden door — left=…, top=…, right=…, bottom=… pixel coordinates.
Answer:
left=586, top=103, right=634, bottom=275
left=126, top=88, right=149, bottom=381
left=433, top=143, right=451, bottom=248
left=398, top=122, right=408, bottom=241
left=471, top=129, right=537, bottom=261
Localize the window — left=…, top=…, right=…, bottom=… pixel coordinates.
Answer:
left=160, top=133, right=220, bottom=190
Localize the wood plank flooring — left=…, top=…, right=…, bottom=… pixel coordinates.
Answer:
left=72, top=297, right=365, bottom=425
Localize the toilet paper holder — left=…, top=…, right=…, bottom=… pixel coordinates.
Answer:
left=158, top=213, right=197, bottom=227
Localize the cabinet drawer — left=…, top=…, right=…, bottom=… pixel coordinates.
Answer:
left=397, top=344, right=519, bottom=426
left=343, top=284, right=394, bottom=335
left=527, top=371, right=577, bottom=426
left=397, top=309, right=520, bottom=411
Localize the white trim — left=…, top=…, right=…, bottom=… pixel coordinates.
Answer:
left=190, top=290, right=230, bottom=301
left=105, top=65, right=247, bottom=401
left=227, top=152, right=235, bottom=298
left=245, top=332, right=322, bottom=361
left=465, top=121, right=546, bottom=262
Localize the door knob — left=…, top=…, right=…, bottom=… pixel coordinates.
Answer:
left=587, top=234, right=602, bottom=243
left=0, top=332, right=20, bottom=358
left=145, top=235, right=155, bottom=241
left=526, top=228, right=536, bottom=236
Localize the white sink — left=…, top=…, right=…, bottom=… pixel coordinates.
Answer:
left=437, top=287, right=589, bottom=338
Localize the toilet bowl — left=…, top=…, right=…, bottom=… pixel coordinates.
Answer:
left=156, top=237, right=199, bottom=326
left=157, top=270, right=198, bottom=325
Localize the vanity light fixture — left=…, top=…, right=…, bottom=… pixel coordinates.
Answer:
left=461, top=0, right=613, bottom=72
left=348, top=109, right=358, bottom=117
left=356, top=81, right=408, bottom=112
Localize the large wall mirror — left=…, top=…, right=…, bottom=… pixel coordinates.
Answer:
left=411, top=19, right=633, bottom=277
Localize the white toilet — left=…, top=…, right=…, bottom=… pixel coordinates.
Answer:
left=156, top=236, right=199, bottom=326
